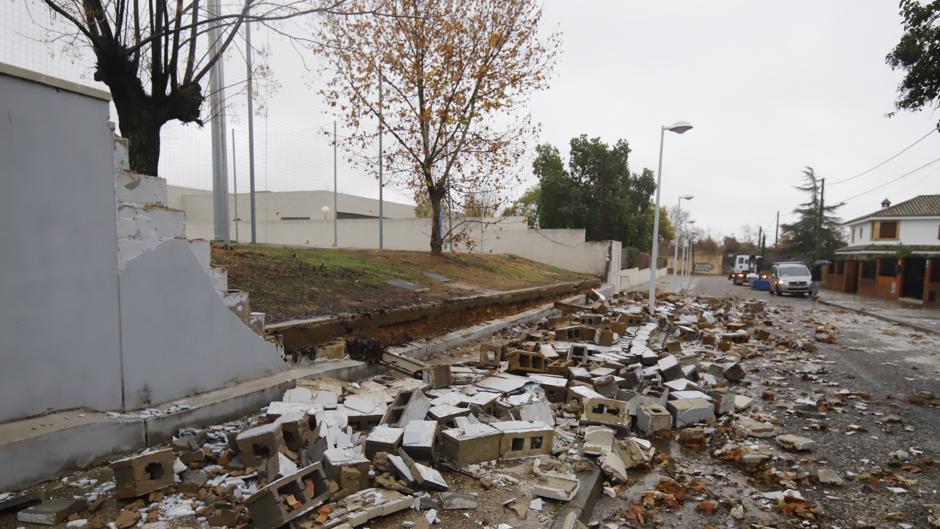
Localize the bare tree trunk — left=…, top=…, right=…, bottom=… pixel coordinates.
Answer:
left=429, top=188, right=444, bottom=255
left=123, top=119, right=162, bottom=176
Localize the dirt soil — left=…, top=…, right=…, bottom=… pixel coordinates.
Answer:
left=212, top=244, right=590, bottom=323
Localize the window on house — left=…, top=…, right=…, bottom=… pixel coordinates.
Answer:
left=875, top=221, right=898, bottom=240
left=879, top=258, right=898, bottom=277
left=851, top=229, right=855, bottom=243
left=861, top=260, right=877, bottom=279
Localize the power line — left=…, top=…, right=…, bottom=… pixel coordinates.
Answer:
left=836, top=155, right=940, bottom=203
left=828, top=128, right=937, bottom=185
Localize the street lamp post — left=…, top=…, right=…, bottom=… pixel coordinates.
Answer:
left=649, top=121, right=693, bottom=314
left=672, top=194, right=694, bottom=277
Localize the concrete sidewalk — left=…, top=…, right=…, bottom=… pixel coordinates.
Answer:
left=819, top=289, right=940, bottom=335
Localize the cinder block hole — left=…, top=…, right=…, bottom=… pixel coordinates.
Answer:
left=145, top=462, right=165, bottom=481
left=277, top=480, right=305, bottom=502
left=511, top=438, right=524, bottom=451
left=252, top=443, right=272, bottom=458
left=519, top=356, right=531, bottom=367
left=387, top=409, right=404, bottom=423
left=534, top=358, right=544, bottom=368
left=283, top=430, right=295, bottom=444
left=530, top=436, right=543, bottom=449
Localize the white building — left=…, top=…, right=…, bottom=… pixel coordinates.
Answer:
left=826, top=195, right=940, bottom=303
left=167, top=186, right=416, bottom=242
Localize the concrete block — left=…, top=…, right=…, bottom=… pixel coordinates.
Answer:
left=421, top=364, right=452, bottom=389
left=526, top=374, right=569, bottom=403
left=411, top=462, right=449, bottom=491
left=243, top=462, right=329, bottom=529
left=618, top=437, right=655, bottom=468
left=507, top=350, right=547, bottom=374
left=16, top=499, right=87, bottom=525
left=428, top=405, right=471, bottom=427
left=492, top=421, right=553, bottom=459
left=599, top=450, right=627, bottom=483
left=236, top=423, right=290, bottom=467
left=110, top=448, right=175, bottom=499
left=381, top=389, right=431, bottom=428
left=324, top=448, right=371, bottom=494
left=582, top=397, right=631, bottom=429
left=722, top=362, right=746, bottom=382
left=635, top=403, right=672, bottom=434
left=274, top=412, right=312, bottom=453
left=364, top=425, right=403, bottom=460
left=530, top=472, right=580, bottom=502
left=581, top=426, right=614, bottom=455
left=441, top=423, right=501, bottom=466
left=657, top=354, right=684, bottom=381
left=776, top=434, right=816, bottom=451
left=402, top=420, right=439, bottom=462
left=707, top=389, right=735, bottom=416
left=667, top=398, right=715, bottom=428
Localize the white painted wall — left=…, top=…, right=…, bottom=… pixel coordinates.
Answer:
left=0, top=64, right=284, bottom=421
left=0, top=66, right=124, bottom=422
left=619, top=267, right=668, bottom=293
left=185, top=215, right=611, bottom=275
left=846, top=217, right=940, bottom=246
left=169, top=186, right=417, bottom=226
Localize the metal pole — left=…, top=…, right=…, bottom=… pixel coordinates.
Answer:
left=333, top=120, right=338, bottom=247
left=774, top=210, right=780, bottom=248
left=245, top=20, right=258, bottom=244
left=673, top=196, right=681, bottom=277
left=648, top=126, right=666, bottom=313
left=378, top=69, right=384, bottom=249
left=208, top=0, right=230, bottom=245
left=680, top=236, right=686, bottom=278
left=231, top=129, right=239, bottom=242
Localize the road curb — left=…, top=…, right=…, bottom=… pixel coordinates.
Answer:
left=818, top=299, right=938, bottom=336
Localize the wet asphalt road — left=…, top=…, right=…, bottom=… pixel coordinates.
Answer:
left=659, top=274, right=940, bottom=528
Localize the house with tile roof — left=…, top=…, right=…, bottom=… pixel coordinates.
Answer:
left=823, top=195, right=940, bottom=303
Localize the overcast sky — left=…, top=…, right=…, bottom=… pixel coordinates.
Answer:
left=4, top=1, right=939, bottom=241
left=252, top=0, right=940, bottom=240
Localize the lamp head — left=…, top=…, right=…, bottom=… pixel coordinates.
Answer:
left=665, top=121, right=693, bottom=134
left=680, top=194, right=694, bottom=200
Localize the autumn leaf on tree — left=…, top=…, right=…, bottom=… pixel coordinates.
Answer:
left=314, top=0, right=560, bottom=254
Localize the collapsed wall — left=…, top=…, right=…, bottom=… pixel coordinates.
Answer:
left=0, top=64, right=283, bottom=422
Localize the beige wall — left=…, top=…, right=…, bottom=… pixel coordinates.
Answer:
left=667, top=252, right=723, bottom=275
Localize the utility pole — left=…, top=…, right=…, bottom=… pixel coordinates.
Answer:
left=333, top=120, right=338, bottom=247
left=231, top=129, right=239, bottom=242
left=378, top=69, right=384, bottom=250
left=245, top=19, right=258, bottom=244
left=774, top=210, right=779, bottom=248
left=207, top=0, right=230, bottom=245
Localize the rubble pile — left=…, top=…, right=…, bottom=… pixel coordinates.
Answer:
left=7, top=288, right=938, bottom=529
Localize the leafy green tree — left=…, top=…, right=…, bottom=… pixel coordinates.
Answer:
left=535, top=144, right=584, bottom=230
left=887, top=0, right=940, bottom=128
left=533, top=136, right=656, bottom=247
left=502, top=185, right=541, bottom=226
left=780, top=167, right=844, bottom=261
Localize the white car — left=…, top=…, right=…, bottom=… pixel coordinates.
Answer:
left=768, top=262, right=813, bottom=297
